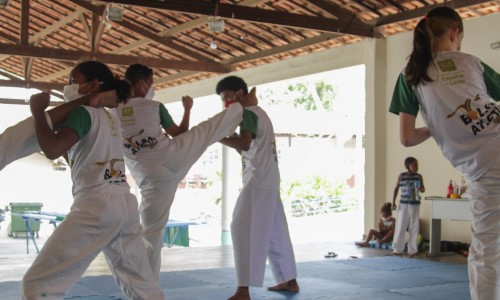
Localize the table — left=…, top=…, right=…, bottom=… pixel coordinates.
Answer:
left=13, top=212, right=204, bottom=253
left=10, top=212, right=65, bottom=254
left=164, top=220, right=204, bottom=247
left=426, top=196, right=471, bottom=256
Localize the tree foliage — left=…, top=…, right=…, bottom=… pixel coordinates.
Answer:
left=259, top=80, right=336, bottom=111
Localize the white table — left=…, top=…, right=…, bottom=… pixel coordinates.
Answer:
left=426, top=196, right=471, bottom=256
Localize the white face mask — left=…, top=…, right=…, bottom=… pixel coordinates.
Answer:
left=63, top=83, right=85, bottom=103
left=145, top=86, right=155, bottom=99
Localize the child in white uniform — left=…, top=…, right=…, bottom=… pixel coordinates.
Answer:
left=218, top=76, right=299, bottom=300
left=22, top=61, right=164, bottom=300
left=391, top=157, right=424, bottom=257
left=389, top=7, right=500, bottom=300
left=111, top=64, right=258, bottom=280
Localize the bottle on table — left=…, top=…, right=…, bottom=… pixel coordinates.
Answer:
left=447, top=180, right=453, bottom=198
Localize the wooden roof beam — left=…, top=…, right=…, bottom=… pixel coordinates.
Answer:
left=97, top=0, right=374, bottom=37
left=30, top=9, right=85, bottom=43
left=308, top=0, right=363, bottom=22
left=0, top=79, right=65, bottom=91
left=373, top=0, right=490, bottom=26
left=0, top=98, right=62, bottom=106
left=20, top=0, right=29, bottom=45
left=70, top=0, right=223, bottom=63
left=107, top=0, right=267, bottom=56
left=0, top=43, right=232, bottom=73
left=155, top=33, right=343, bottom=85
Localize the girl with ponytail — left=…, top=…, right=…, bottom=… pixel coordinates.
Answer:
left=389, top=6, right=500, bottom=300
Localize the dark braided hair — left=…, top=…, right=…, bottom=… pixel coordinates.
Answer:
left=71, top=61, right=131, bottom=103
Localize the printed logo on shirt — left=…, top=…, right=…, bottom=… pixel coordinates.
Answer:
left=96, top=158, right=126, bottom=183
left=447, top=94, right=500, bottom=136
left=123, top=129, right=158, bottom=155
left=122, top=106, right=133, bottom=117
left=438, top=59, right=465, bottom=85
left=437, top=59, right=457, bottom=72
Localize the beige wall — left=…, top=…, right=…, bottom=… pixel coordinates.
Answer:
left=158, top=12, right=499, bottom=243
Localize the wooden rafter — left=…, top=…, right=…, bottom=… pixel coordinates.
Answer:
left=20, top=0, right=30, bottom=45
left=20, top=0, right=30, bottom=80
left=111, top=0, right=267, bottom=57
left=70, top=0, right=220, bottom=62
left=0, top=0, right=497, bottom=93
left=0, top=43, right=232, bottom=73
left=92, top=10, right=106, bottom=52
left=155, top=33, right=343, bottom=85
left=0, top=79, right=65, bottom=91
left=308, top=0, right=362, bottom=21
left=373, top=0, right=491, bottom=26
left=0, top=98, right=62, bottom=106
left=97, top=0, right=375, bottom=37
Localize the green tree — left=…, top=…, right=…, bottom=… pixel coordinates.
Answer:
left=259, top=80, right=336, bottom=111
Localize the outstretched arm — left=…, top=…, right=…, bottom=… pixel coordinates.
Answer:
left=30, top=93, right=79, bottom=160
left=47, top=91, right=117, bottom=129
left=399, top=112, right=431, bottom=147
left=165, top=96, right=193, bottom=137
left=392, top=174, right=402, bottom=210
left=419, top=174, right=426, bottom=193
left=220, top=131, right=253, bottom=153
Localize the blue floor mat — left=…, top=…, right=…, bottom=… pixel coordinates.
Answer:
left=0, top=257, right=470, bottom=300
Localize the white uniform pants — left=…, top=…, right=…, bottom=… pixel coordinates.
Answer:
left=0, top=116, right=40, bottom=171
left=139, top=103, right=243, bottom=279
left=21, top=188, right=164, bottom=300
left=231, top=187, right=297, bottom=287
left=392, top=203, right=420, bottom=254
left=468, top=159, right=500, bottom=300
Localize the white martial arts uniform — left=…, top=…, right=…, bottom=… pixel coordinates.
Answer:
left=390, top=51, right=500, bottom=300
left=21, top=106, right=164, bottom=300
left=231, top=106, right=297, bottom=287
left=112, top=98, right=244, bottom=279
left=392, top=172, right=422, bottom=255
left=0, top=116, right=43, bottom=171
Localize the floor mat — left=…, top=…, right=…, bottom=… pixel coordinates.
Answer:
left=0, top=256, right=470, bottom=300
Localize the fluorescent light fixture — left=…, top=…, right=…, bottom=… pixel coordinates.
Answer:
left=106, top=5, right=123, bottom=21
left=0, top=0, right=9, bottom=7
left=207, top=16, right=225, bottom=32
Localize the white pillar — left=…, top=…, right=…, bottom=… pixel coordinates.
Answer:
left=220, top=145, right=241, bottom=245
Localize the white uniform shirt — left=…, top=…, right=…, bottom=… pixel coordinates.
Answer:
left=240, top=106, right=280, bottom=190
left=390, top=51, right=500, bottom=180
left=62, top=106, right=128, bottom=195
left=111, top=97, right=174, bottom=185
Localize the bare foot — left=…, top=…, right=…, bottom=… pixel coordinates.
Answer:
left=355, top=241, right=370, bottom=247
left=227, top=286, right=251, bottom=300
left=268, top=279, right=300, bottom=293
left=406, top=252, right=418, bottom=258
